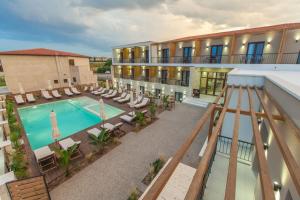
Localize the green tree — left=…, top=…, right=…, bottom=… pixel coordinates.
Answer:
left=88, top=129, right=111, bottom=153
left=162, top=95, right=169, bottom=110
left=54, top=144, right=78, bottom=176
left=149, top=103, right=157, bottom=120
left=135, top=111, right=146, bottom=127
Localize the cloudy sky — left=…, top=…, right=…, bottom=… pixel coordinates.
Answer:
left=1, top=0, right=299, bottom=56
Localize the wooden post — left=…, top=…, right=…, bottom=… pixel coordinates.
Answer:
left=276, top=29, right=287, bottom=64
left=229, top=34, right=236, bottom=63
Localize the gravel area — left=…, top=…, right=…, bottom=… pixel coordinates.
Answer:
left=50, top=103, right=209, bottom=200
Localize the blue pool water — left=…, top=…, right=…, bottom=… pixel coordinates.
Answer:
left=18, top=96, right=124, bottom=150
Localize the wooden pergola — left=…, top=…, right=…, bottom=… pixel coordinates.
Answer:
left=141, top=85, right=300, bottom=200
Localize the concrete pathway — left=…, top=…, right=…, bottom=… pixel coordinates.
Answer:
left=50, top=103, right=208, bottom=200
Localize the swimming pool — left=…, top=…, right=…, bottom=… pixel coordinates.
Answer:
left=18, top=96, right=124, bottom=150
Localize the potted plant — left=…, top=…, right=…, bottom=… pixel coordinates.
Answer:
left=162, top=95, right=169, bottom=110
left=149, top=102, right=157, bottom=121
left=55, top=144, right=78, bottom=177
left=88, top=129, right=111, bottom=153
left=135, top=111, right=145, bottom=130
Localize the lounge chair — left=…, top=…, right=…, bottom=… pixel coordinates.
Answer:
left=120, top=110, right=148, bottom=124
left=71, top=87, right=81, bottom=95
left=91, top=87, right=102, bottom=94
left=128, top=109, right=148, bottom=116
left=83, top=86, right=88, bottom=92
left=26, top=93, right=36, bottom=103
left=101, top=89, right=113, bottom=97
left=87, top=122, right=124, bottom=136
left=34, top=146, right=57, bottom=173
left=113, top=92, right=126, bottom=101
left=58, top=138, right=81, bottom=160
left=117, top=94, right=130, bottom=103
left=14, top=95, right=25, bottom=104
left=51, top=90, right=62, bottom=98
left=64, top=88, right=74, bottom=96
left=134, top=98, right=150, bottom=109
left=89, top=86, right=94, bottom=92
left=128, top=95, right=143, bottom=108
left=41, top=90, right=53, bottom=100
left=103, top=90, right=117, bottom=98
left=94, top=88, right=107, bottom=95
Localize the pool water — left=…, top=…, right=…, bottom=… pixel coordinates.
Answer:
left=18, top=96, right=124, bottom=150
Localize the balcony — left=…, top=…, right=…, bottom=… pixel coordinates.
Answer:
left=112, top=57, right=149, bottom=64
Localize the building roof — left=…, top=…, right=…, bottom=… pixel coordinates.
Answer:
left=157, top=22, right=300, bottom=43
left=0, top=48, right=89, bottom=58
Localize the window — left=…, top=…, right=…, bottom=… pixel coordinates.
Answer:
left=54, top=80, right=59, bottom=84
left=297, top=51, right=300, bottom=64
left=73, top=77, right=77, bottom=82
left=183, top=47, right=192, bottom=63
left=210, top=45, right=223, bottom=63
left=130, top=50, right=135, bottom=63
left=161, top=48, right=169, bottom=63
left=0, top=60, right=3, bottom=72
left=145, top=49, right=149, bottom=63
left=175, top=92, right=183, bottom=102
left=246, top=42, right=265, bottom=64
left=140, top=86, right=145, bottom=94
left=126, top=84, right=131, bottom=91
left=161, top=69, right=168, bottom=84
left=69, top=59, right=75, bottom=66
left=64, top=79, right=68, bottom=83
left=155, top=89, right=161, bottom=98
left=181, top=70, right=190, bottom=86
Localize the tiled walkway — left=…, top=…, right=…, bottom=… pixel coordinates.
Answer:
left=50, top=103, right=208, bottom=200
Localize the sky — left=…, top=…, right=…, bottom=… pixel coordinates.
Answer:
left=0, top=0, right=299, bottom=57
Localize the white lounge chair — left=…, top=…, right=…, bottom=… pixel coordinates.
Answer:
left=94, top=88, right=107, bottom=95
left=128, top=95, right=143, bottom=108
left=89, top=86, right=94, bottom=92
left=103, top=90, right=117, bottom=98
left=64, top=88, right=74, bottom=96
left=26, top=93, right=36, bottom=103
left=51, top=90, right=62, bottom=98
left=14, top=95, right=25, bottom=104
left=128, top=109, right=148, bottom=116
left=117, top=94, right=130, bottom=103
left=120, top=114, right=136, bottom=124
left=58, top=138, right=81, bottom=160
left=71, top=87, right=81, bottom=95
left=34, top=146, right=57, bottom=173
left=41, top=90, right=53, bottom=100
left=91, top=87, right=102, bottom=94
left=83, top=86, right=88, bottom=92
left=101, top=89, right=113, bottom=97
left=134, top=98, right=150, bottom=108
left=113, top=92, right=127, bottom=101
left=87, top=122, right=123, bottom=136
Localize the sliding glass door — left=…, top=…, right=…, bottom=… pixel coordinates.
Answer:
left=210, top=45, right=223, bottom=63
left=246, top=42, right=265, bottom=64
left=183, top=47, right=192, bottom=63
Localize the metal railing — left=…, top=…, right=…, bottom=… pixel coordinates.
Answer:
left=217, top=135, right=254, bottom=162
left=113, top=53, right=300, bottom=64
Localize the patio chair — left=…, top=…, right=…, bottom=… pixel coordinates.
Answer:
left=119, top=114, right=136, bottom=124
left=103, top=90, right=117, bottom=98
left=58, top=138, right=81, bottom=160
left=51, top=90, right=62, bottom=98
left=91, top=87, right=103, bottom=94
left=26, top=93, right=36, bottom=103
left=95, top=88, right=108, bottom=95
left=33, top=146, right=57, bottom=173
left=117, top=94, right=130, bottom=103
left=89, top=86, right=94, bottom=92
left=113, top=92, right=127, bottom=101
left=101, top=89, right=113, bottom=97
left=128, top=109, right=148, bottom=117
left=64, top=88, right=74, bottom=96
left=71, top=87, right=81, bottom=95
left=83, top=86, right=88, bottom=92
left=128, top=95, right=143, bottom=108
left=134, top=98, right=150, bottom=109
left=14, top=95, right=25, bottom=104
left=87, top=122, right=124, bottom=137
left=41, top=90, right=53, bottom=100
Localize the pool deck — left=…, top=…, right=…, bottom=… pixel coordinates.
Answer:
left=14, top=92, right=153, bottom=184
left=50, top=103, right=208, bottom=200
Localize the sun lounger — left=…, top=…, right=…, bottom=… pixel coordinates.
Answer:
left=91, top=87, right=102, bottom=94
left=51, top=90, right=62, bottom=98
left=117, top=94, right=130, bottom=103
left=103, top=90, right=117, bottom=98
left=83, top=86, right=88, bottom=92
left=71, top=87, right=81, bottom=95
left=89, top=86, right=94, bottom=92
left=101, top=89, right=113, bottom=97
left=134, top=98, right=150, bottom=109
left=64, top=88, right=74, bottom=96
left=128, top=95, right=143, bottom=108
left=58, top=138, right=81, bottom=160
left=41, top=90, right=53, bottom=100
left=94, top=88, right=108, bottom=95
left=120, top=114, right=136, bottom=124
left=113, top=92, right=127, bottom=101
left=87, top=122, right=124, bottom=137
left=14, top=95, right=25, bottom=104
left=34, top=146, right=57, bottom=173
left=128, top=109, right=148, bottom=117
left=26, top=93, right=36, bottom=103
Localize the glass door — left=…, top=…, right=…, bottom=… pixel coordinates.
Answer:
left=161, top=69, right=168, bottom=84
left=210, top=45, right=223, bottom=63
left=181, top=70, right=190, bottom=86
left=200, top=71, right=227, bottom=96
left=183, top=47, right=192, bottom=63
left=246, top=42, right=265, bottom=64
left=162, top=49, right=169, bottom=63
left=130, top=68, right=135, bottom=79
left=144, top=69, right=150, bottom=81
left=145, top=49, right=149, bottom=63
left=130, top=50, right=135, bottom=63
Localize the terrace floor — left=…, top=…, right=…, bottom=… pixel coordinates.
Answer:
left=50, top=103, right=208, bottom=200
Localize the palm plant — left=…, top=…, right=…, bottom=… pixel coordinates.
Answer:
left=88, top=129, right=111, bottom=153
left=54, top=144, right=78, bottom=176
left=162, top=95, right=169, bottom=110
left=149, top=103, right=157, bottom=120
left=135, top=111, right=145, bottom=127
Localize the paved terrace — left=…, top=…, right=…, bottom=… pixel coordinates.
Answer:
left=50, top=103, right=208, bottom=200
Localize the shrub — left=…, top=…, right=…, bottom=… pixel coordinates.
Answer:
left=88, top=129, right=111, bottom=153
left=149, top=103, right=157, bottom=120
left=135, top=111, right=145, bottom=127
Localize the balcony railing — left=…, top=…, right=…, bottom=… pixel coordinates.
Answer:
left=113, top=53, right=300, bottom=64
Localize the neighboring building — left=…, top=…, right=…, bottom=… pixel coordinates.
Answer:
left=111, top=23, right=300, bottom=102
left=89, top=57, right=111, bottom=72
left=0, top=48, right=97, bottom=94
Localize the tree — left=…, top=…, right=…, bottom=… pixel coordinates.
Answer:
left=149, top=103, right=157, bottom=120
left=88, top=129, right=111, bottom=153
left=54, top=144, right=78, bottom=176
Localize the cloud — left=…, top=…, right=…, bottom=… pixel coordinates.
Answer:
left=0, top=0, right=299, bottom=56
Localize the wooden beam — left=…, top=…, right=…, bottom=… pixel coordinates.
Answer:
left=255, top=88, right=300, bottom=196
left=229, top=34, right=237, bottom=63
left=224, top=86, right=242, bottom=200
left=141, top=85, right=227, bottom=200
left=247, top=87, right=275, bottom=200
left=276, top=29, right=287, bottom=64
left=185, top=86, right=234, bottom=200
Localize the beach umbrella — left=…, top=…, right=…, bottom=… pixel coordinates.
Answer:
left=18, top=82, right=25, bottom=94
left=129, top=90, right=134, bottom=105
left=106, top=79, right=109, bottom=89
left=47, top=80, right=53, bottom=90
left=99, top=98, right=106, bottom=127
left=50, top=111, right=60, bottom=142
left=68, top=78, right=72, bottom=87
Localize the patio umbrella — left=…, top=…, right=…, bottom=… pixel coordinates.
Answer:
left=99, top=98, right=106, bottom=127
left=129, top=90, right=134, bottom=105
left=106, top=79, right=109, bottom=90
left=68, top=78, right=72, bottom=87
left=18, top=82, right=25, bottom=94
left=50, top=111, right=60, bottom=143
left=47, top=80, right=53, bottom=90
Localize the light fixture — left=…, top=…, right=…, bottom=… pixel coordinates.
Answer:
left=242, top=43, right=246, bottom=47
left=273, top=181, right=282, bottom=191
left=257, top=118, right=262, bottom=125
left=263, top=143, right=269, bottom=150
left=206, top=45, right=209, bottom=49
left=267, top=41, right=271, bottom=45
left=296, top=39, right=299, bottom=43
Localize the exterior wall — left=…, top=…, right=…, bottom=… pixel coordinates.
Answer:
left=0, top=55, right=96, bottom=93
left=282, top=29, right=300, bottom=53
